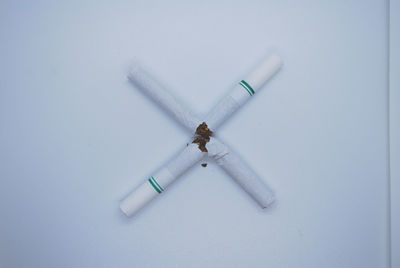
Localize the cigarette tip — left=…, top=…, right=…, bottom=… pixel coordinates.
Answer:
left=261, top=196, right=276, bottom=209
left=268, top=53, right=283, bottom=69
left=119, top=202, right=133, bottom=217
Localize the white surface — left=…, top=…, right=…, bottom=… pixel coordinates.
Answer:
left=390, top=0, right=400, bottom=266
left=0, top=1, right=389, bottom=268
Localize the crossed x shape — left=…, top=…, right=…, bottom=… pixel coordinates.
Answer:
left=120, top=53, right=282, bottom=217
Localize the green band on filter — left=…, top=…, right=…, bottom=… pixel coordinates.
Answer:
left=239, top=80, right=255, bottom=96
left=239, top=81, right=252, bottom=95
left=148, top=178, right=162, bottom=194
left=151, top=176, right=164, bottom=191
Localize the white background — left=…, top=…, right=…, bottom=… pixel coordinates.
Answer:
left=0, top=1, right=391, bottom=267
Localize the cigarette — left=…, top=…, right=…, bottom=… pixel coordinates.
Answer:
left=128, top=65, right=199, bottom=131
left=207, top=139, right=275, bottom=208
left=204, top=54, right=282, bottom=130
left=123, top=54, right=281, bottom=217
left=120, top=143, right=205, bottom=217
left=128, top=54, right=282, bottom=133
left=121, top=137, right=274, bottom=217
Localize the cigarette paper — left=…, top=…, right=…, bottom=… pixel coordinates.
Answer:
left=205, top=54, right=282, bottom=130
left=207, top=139, right=275, bottom=208
left=123, top=54, right=281, bottom=216
left=120, top=143, right=205, bottom=217
left=128, top=66, right=199, bottom=131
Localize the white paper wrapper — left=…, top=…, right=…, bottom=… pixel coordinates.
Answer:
left=123, top=54, right=281, bottom=217
left=120, top=138, right=275, bottom=217
left=128, top=54, right=282, bottom=132
left=128, top=66, right=199, bottom=131
left=120, top=143, right=205, bottom=217
left=207, top=139, right=275, bottom=208
left=205, top=54, right=282, bottom=130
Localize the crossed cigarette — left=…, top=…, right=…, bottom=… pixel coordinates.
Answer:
left=120, top=54, right=283, bottom=217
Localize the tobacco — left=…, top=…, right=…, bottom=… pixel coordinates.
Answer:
left=192, top=122, right=213, bottom=152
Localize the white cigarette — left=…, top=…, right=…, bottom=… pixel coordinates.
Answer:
left=120, top=137, right=275, bottom=217
left=207, top=139, right=275, bottom=208
left=120, top=143, right=205, bottom=217
left=123, top=54, right=281, bottom=217
left=204, top=54, right=282, bottom=130
left=128, top=54, right=282, bottom=132
left=128, top=66, right=199, bottom=131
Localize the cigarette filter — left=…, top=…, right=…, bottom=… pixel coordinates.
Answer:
left=120, top=143, right=205, bottom=217
left=205, top=54, right=282, bottom=130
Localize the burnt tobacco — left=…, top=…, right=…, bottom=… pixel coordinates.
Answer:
left=192, top=122, right=213, bottom=152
